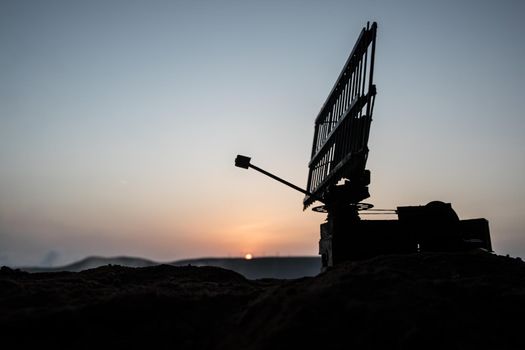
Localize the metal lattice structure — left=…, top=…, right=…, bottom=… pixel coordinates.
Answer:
left=304, top=22, right=377, bottom=209
left=300, top=21, right=491, bottom=267
left=236, top=21, right=492, bottom=268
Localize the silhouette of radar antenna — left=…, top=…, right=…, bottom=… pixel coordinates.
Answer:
left=235, top=22, right=492, bottom=271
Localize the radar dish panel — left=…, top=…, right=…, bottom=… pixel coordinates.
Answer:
left=304, top=22, right=377, bottom=209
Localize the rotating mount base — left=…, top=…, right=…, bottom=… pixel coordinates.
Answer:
left=312, top=202, right=374, bottom=213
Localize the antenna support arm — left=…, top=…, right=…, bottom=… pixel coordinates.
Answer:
left=235, top=155, right=324, bottom=203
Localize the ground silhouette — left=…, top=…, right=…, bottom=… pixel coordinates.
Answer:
left=2, top=252, right=525, bottom=349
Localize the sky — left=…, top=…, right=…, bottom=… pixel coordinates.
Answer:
left=1, top=0, right=524, bottom=267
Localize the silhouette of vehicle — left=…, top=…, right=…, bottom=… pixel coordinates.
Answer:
left=236, top=22, right=491, bottom=270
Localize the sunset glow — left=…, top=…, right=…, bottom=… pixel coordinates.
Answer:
left=0, top=1, right=524, bottom=267
left=245, top=253, right=253, bottom=260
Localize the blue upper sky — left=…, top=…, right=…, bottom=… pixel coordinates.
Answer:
left=1, top=0, right=524, bottom=266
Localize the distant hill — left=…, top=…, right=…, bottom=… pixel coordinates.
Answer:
left=19, top=255, right=321, bottom=279
left=22, top=256, right=159, bottom=273
left=172, top=257, right=321, bottom=279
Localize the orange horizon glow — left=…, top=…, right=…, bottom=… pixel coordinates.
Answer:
left=2, top=1, right=524, bottom=268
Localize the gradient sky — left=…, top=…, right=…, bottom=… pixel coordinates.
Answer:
left=1, top=0, right=524, bottom=267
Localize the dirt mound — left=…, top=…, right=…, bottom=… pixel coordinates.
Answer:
left=1, top=253, right=525, bottom=349
left=229, top=252, right=525, bottom=349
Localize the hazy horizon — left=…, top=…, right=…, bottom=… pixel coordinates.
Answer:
left=1, top=0, right=524, bottom=267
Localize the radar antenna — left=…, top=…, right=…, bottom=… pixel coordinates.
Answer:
left=235, top=22, right=492, bottom=271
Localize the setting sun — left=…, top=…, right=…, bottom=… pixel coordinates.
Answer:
left=244, top=253, right=253, bottom=260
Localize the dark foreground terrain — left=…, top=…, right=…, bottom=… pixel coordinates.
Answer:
left=2, top=252, right=525, bottom=349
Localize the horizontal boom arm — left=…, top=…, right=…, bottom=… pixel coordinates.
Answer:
left=235, top=155, right=324, bottom=203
